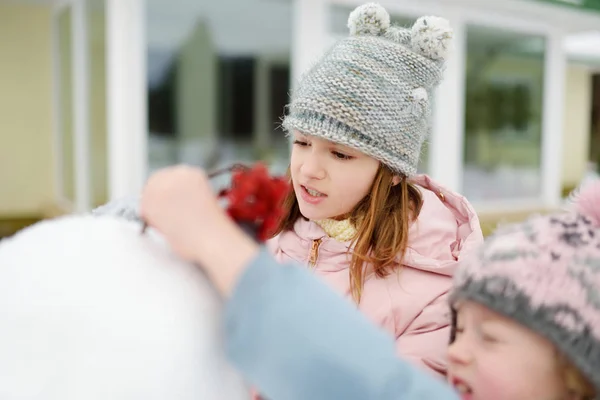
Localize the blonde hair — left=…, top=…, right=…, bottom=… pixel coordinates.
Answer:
left=558, top=353, right=596, bottom=399
left=271, top=164, right=423, bottom=302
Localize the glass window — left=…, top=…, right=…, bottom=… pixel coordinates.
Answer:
left=463, top=25, right=545, bottom=201
left=146, top=0, right=293, bottom=180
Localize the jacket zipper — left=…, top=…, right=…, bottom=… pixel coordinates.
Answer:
left=308, top=239, right=322, bottom=268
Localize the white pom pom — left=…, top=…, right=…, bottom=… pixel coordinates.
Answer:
left=348, top=3, right=390, bottom=36
left=410, top=16, right=453, bottom=61
left=411, top=87, right=428, bottom=102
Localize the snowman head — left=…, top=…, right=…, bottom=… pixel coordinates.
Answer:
left=0, top=215, right=247, bottom=400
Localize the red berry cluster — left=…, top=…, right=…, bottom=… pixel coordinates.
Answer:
left=218, top=163, right=290, bottom=242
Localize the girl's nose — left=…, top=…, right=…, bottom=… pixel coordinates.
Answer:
left=300, top=151, right=326, bottom=180
left=447, top=335, right=474, bottom=366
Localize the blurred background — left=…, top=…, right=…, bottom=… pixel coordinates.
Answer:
left=1, top=0, right=600, bottom=237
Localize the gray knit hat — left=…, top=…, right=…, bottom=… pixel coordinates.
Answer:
left=282, top=3, right=453, bottom=176
left=450, top=181, right=600, bottom=397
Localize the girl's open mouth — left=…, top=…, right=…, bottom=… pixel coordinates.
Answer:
left=451, top=377, right=473, bottom=400
left=302, top=186, right=326, bottom=197
left=299, top=185, right=327, bottom=205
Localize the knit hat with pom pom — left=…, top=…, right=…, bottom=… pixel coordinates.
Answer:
left=450, top=181, right=600, bottom=395
left=282, top=3, right=453, bottom=176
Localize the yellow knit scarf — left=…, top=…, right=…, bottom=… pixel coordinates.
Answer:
left=314, top=218, right=357, bottom=242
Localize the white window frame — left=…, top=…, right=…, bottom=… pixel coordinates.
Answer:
left=53, top=0, right=147, bottom=207
left=52, top=0, right=92, bottom=212
left=106, top=0, right=148, bottom=200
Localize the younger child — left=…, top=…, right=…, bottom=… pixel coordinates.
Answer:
left=267, top=2, right=483, bottom=377
left=448, top=181, right=600, bottom=399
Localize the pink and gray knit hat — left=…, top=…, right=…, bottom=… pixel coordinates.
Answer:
left=450, top=181, right=600, bottom=394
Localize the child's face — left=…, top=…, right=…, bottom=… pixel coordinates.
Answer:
left=290, top=131, right=379, bottom=221
left=447, top=301, right=567, bottom=400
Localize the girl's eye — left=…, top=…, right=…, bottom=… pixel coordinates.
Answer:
left=293, top=140, right=309, bottom=147
left=332, top=151, right=353, bottom=160
left=481, top=332, right=498, bottom=343
left=454, top=327, right=464, bottom=337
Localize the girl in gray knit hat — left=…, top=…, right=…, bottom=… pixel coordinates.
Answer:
left=92, top=3, right=482, bottom=396
left=265, top=1, right=483, bottom=387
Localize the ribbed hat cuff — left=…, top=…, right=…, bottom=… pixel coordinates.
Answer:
left=282, top=110, right=418, bottom=177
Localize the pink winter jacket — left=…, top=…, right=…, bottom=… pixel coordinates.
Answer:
left=266, top=174, right=483, bottom=377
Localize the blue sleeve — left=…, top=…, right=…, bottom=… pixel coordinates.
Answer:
left=224, top=249, right=459, bottom=400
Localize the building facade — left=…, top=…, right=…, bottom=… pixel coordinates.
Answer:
left=1, top=0, right=600, bottom=235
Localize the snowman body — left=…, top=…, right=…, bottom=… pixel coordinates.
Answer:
left=0, top=215, right=247, bottom=400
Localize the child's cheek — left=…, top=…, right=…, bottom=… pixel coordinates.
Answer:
left=471, top=366, right=515, bottom=400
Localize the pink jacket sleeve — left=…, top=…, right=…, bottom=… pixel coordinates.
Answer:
left=394, top=292, right=451, bottom=378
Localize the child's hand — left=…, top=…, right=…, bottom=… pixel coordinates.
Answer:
left=140, top=165, right=222, bottom=261
left=140, top=164, right=259, bottom=297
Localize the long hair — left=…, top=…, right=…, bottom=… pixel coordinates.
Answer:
left=271, top=164, right=423, bottom=302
